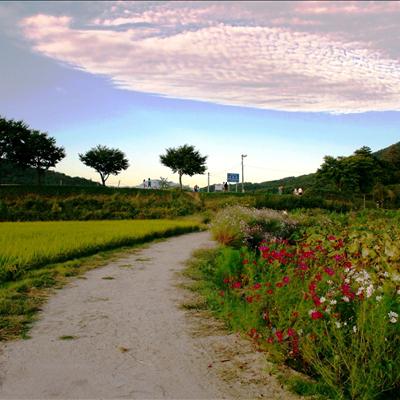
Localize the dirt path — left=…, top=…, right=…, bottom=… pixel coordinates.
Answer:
left=0, top=232, right=298, bottom=399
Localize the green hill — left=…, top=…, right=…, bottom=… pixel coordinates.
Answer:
left=243, top=142, right=400, bottom=194
left=0, top=161, right=99, bottom=186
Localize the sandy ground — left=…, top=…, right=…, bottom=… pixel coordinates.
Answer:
left=0, top=231, right=298, bottom=400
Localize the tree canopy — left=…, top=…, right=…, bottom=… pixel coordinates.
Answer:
left=160, top=144, right=207, bottom=190
left=316, top=146, right=385, bottom=195
left=0, top=116, right=65, bottom=184
left=79, top=145, right=129, bottom=186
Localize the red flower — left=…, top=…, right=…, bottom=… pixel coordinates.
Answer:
left=246, top=296, right=254, bottom=303
left=232, top=282, right=241, bottom=289
left=223, top=277, right=230, bottom=284
left=291, top=311, right=299, bottom=318
left=324, top=267, right=335, bottom=276
left=267, top=336, right=274, bottom=343
left=275, top=330, right=284, bottom=343
left=243, top=259, right=249, bottom=265
left=310, top=310, right=323, bottom=320
left=266, top=289, right=274, bottom=295
left=276, top=282, right=284, bottom=288
left=219, top=291, right=225, bottom=297
left=287, top=328, right=296, bottom=337
left=252, top=283, right=262, bottom=290
left=313, top=296, right=322, bottom=307
left=283, top=276, right=290, bottom=284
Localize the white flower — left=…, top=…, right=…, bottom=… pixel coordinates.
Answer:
left=342, top=296, right=350, bottom=302
left=356, top=287, right=364, bottom=296
left=353, top=326, right=357, bottom=333
left=344, top=278, right=350, bottom=284
left=327, top=280, right=334, bottom=285
left=388, top=311, right=398, bottom=323
left=320, top=296, right=326, bottom=303
left=366, top=285, right=374, bottom=298
left=330, top=299, right=337, bottom=305
left=376, top=295, right=383, bottom=302
left=325, top=306, right=331, bottom=314
left=335, top=322, right=342, bottom=328
left=397, top=289, right=400, bottom=295
left=383, top=271, right=390, bottom=278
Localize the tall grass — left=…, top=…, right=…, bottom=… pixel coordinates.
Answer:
left=0, top=219, right=199, bottom=283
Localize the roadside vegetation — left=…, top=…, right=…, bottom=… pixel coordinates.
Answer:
left=0, top=218, right=200, bottom=340
left=186, top=206, right=400, bottom=399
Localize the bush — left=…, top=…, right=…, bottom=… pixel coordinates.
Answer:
left=210, top=205, right=297, bottom=248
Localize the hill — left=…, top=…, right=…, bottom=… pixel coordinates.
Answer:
left=243, top=141, right=400, bottom=194
left=0, top=161, right=99, bottom=186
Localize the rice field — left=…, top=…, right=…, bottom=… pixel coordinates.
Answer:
left=0, top=219, right=200, bottom=283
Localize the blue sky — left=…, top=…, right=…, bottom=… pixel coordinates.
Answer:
left=1, top=1, right=399, bottom=187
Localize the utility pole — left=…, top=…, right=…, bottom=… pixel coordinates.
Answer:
left=241, top=154, right=247, bottom=193
left=207, top=172, right=210, bottom=192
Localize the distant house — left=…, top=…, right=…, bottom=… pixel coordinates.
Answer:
left=134, top=179, right=180, bottom=189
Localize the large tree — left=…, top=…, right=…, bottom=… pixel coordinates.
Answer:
left=0, top=117, right=65, bottom=185
left=79, top=145, right=129, bottom=186
left=316, top=146, right=383, bottom=195
left=28, top=130, right=66, bottom=185
left=0, top=117, right=32, bottom=167
left=160, top=144, right=207, bottom=190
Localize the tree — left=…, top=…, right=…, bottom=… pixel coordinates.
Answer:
left=0, top=117, right=32, bottom=167
left=27, top=130, right=66, bottom=185
left=0, top=117, right=65, bottom=185
left=79, top=145, right=129, bottom=186
left=316, top=146, right=383, bottom=196
left=159, top=144, right=207, bottom=190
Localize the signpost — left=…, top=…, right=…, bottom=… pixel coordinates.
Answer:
left=227, top=173, right=240, bottom=192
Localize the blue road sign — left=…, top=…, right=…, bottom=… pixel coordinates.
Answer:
left=227, top=173, right=239, bottom=183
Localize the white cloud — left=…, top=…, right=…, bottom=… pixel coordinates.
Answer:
left=19, top=2, right=400, bottom=113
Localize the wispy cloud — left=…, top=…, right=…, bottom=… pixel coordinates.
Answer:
left=20, top=2, right=400, bottom=113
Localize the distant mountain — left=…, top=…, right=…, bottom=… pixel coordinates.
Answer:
left=0, top=161, right=100, bottom=186
left=374, top=141, right=400, bottom=163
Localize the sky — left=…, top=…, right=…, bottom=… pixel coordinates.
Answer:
left=0, top=1, right=399, bottom=188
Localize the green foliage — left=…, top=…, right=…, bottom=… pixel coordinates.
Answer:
left=160, top=144, right=207, bottom=190
left=316, top=146, right=392, bottom=196
left=79, top=145, right=129, bottom=186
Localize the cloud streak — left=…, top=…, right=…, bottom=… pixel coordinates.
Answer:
left=20, top=2, right=400, bottom=113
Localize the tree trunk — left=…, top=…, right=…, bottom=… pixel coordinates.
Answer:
left=179, top=173, right=182, bottom=191
left=37, top=168, right=44, bottom=186
left=100, top=173, right=106, bottom=186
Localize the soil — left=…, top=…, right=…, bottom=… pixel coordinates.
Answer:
left=0, top=231, right=299, bottom=399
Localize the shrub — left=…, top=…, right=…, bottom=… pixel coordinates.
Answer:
left=210, top=205, right=297, bottom=248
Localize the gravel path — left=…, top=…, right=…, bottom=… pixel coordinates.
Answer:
left=0, top=231, right=298, bottom=400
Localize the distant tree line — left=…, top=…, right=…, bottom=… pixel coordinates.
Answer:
left=1, top=116, right=208, bottom=188
left=315, top=145, right=400, bottom=204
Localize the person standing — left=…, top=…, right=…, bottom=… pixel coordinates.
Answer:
left=143, top=179, right=146, bottom=189
left=148, top=178, right=151, bottom=189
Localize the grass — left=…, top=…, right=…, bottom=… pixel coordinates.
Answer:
left=0, top=219, right=200, bottom=283
left=0, top=218, right=201, bottom=340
